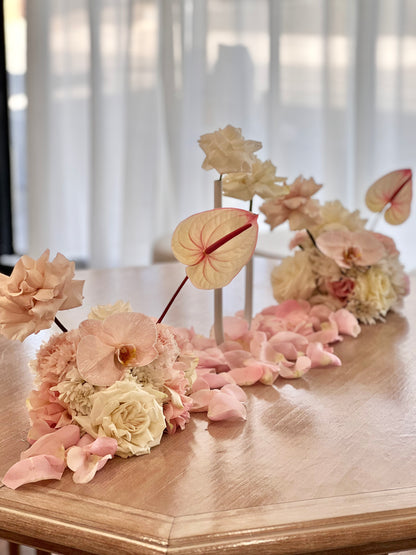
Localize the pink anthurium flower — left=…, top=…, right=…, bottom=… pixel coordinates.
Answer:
left=77, top=312, right=158, bottom=386
left=171, top=208, right=259, bottom=289
left=316, top=230, right=385, bottom=269
left=365, top=169, right=412, bottom=225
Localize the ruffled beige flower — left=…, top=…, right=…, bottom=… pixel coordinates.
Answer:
left=74, top=380, right=166, bottom=458
left=311, top=200, right=367, bottom=237
left=198, top=125, right=262, bottom=174
left=88, top=300, right=132, bottom=320
left=271, top=251, right=316, bottom=302
left=0, top=250, right=84, bottom=341
left=222, top=157, right=288, bottom=201
left=260, top=175, right=322, bottom=230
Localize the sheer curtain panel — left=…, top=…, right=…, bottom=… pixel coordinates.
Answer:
left=25, top=0, right=416, bottom=269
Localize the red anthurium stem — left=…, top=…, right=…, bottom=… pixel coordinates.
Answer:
left=54, top=316, right=68, bottom=333
left=157, top=276, right=189, bottom=324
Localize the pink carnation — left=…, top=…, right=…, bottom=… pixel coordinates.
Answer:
left=33, top=329, right=80, bottom=384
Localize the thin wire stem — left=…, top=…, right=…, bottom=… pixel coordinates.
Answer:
left=54, top=316, right=68, bottom=333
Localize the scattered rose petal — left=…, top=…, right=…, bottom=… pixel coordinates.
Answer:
left=207, top=390, right=247, bottom=421
left=2, top=455, right=66, bottom=489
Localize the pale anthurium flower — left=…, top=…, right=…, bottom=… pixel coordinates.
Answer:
left=77, top=312, right=158, bottom=386
left=260, top=175, right=322, bottom=230
left=222, top=157, right=288, bottom=201
left=171, top=207, right=259, bottom=289
left=74, top=381, right=166, bottom=458
left=316, top=230, right=385, bottom=269
left=0, top=249, right=84, bottom=342
left=66, top=435, right=118, bottom=484
left=198, top=125, right=262, bottom=174
left=365, top=168, right=412, bottom=225
left=88, top=300, right=132, bottom=320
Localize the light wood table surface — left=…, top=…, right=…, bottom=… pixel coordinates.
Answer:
left=1, top=259, right=416, bottom=554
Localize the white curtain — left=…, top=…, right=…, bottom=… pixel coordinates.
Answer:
left=25, top=0, right=416, bottom=269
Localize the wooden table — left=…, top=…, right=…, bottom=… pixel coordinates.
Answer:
left=1, top=259, right=416, bottom=554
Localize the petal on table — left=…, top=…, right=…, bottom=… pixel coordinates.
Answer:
left=207, top=390, right=247, bottom=421
left=2, top=455, right=66, bottom=489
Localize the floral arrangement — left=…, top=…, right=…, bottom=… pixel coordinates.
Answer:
left=259, top=170, right=412, bottom=324
left=1, top=125, right=412, bottom=490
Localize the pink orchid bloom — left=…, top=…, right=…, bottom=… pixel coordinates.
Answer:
left=171, top=207, right=258, bottom=289
left=365, top=169, right=412, bottom=225
left=66, top=435, right=118, bottom=484
left=77, top=312, right=158, bottom=386
left=316, top=230, right=385, bottom=269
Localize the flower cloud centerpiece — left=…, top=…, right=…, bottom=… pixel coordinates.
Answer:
left=0, top=127, right=412, bottom=490
left=1, top=207, right=259, bottom=488
left=261, top=169, right=412, bottom=324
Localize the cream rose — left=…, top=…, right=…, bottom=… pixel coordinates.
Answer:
left=271, top=251, right=316, bottom=302
left=74, top=381, right=166, bottom=458
left=88, top=300, right=132, bottom=320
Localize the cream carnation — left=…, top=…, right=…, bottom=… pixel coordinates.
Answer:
left=348, top=266, right=397, bottom=323
left=88, top=300, right=132, bottom=320
left=311, top=200, right=367, bottom=236
left=222, top=158, right=288, bottom=201
left=271, top=251, right=316, bottom=302
left=74, top=381, right=166, bottom=458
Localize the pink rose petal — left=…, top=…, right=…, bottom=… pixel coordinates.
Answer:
left=189, top=389, right=214, bottom=411
left=207, top=390, right=247, bottom=421
left=307, top=342, right=342, bottom=368
left=21, top=425, right=80, bottom=460
left=2, top=454, right=66, bottom=489
left=228, top=365, right=264, bottom=386
left=331, top=309, right=361, bottom=337
left=202, top=372, right=236, bottom=389
left=220, top=383, right=248, bottom=402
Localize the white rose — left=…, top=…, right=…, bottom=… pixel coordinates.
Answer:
left=88, top=300, right=132, bottom=320
left=271, top=250, right=316, bottom=302
left=74, top=381, right=166, bottom=458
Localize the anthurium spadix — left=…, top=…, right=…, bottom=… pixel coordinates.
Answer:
left=365, top=169, right=412, bottom=225
left=171, top=208, right=259, bottom=289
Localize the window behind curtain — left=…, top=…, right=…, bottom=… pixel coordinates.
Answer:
left=0, top=1, right=13, bottom=257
